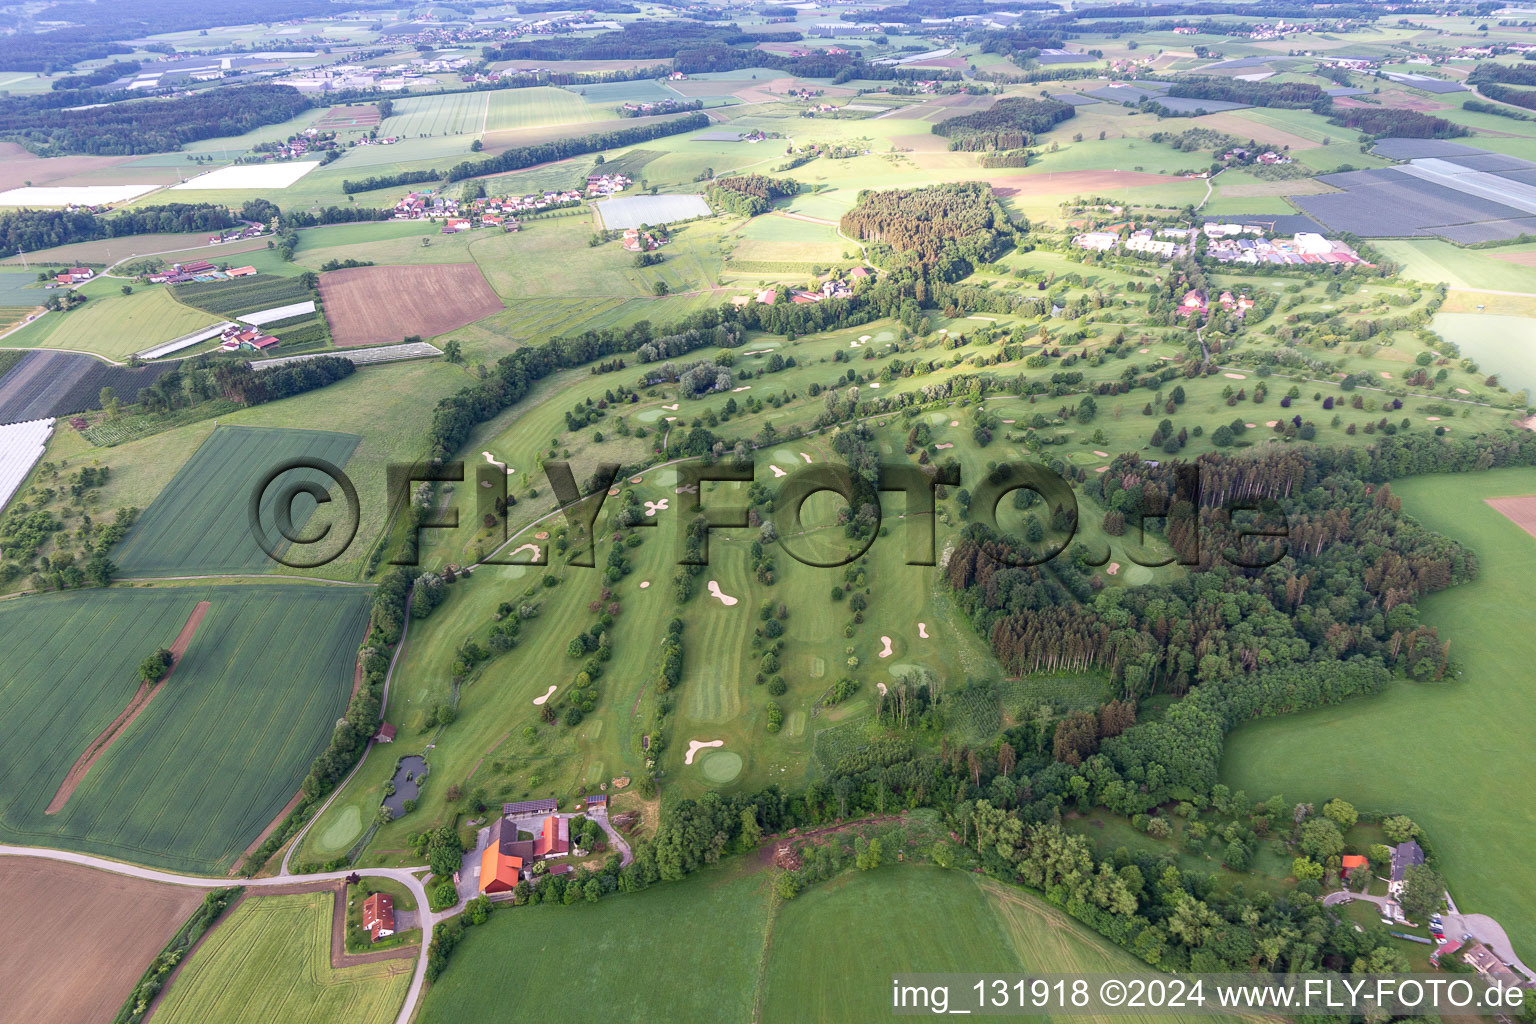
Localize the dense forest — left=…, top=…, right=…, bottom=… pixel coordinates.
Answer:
left=0, top=84, right=313, bottom=156
left=0, top=204, right=239, bottom=253
left=1326, top=106, right=1470, bottom=139
left=840, top=183, right=1016, bottom=279
left=1469, top=82, right=1536, bottom=112
left=931, top=96, right=1076, bottom=151
left=439, top=112, right=711, bottom=184
left=482, top=21, right=798, bottom=62
left=705, top=174, right=800, bottom=217
left=1467, top=62, right=1536, bottom=87
left=1162, top=78, right=1328, bottom=111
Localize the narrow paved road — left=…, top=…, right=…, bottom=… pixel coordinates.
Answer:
left=0, top=844, right=447, bottom=1024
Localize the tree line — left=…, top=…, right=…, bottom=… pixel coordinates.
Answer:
left=0, top=83, right=312, bottom=156
left=0, top=204, right=238, bottom=254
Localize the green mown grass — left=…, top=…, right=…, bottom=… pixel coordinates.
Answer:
left=1223, top=467, right=1536, bottom=960
left=153, top=891, right=412, bottom=1024
left=0, top=283, right=217, bottom=361
left=0, top=583, right=370, bottom=873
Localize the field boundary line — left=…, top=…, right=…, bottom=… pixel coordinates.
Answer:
left=44, top=600, right=210, bottom=815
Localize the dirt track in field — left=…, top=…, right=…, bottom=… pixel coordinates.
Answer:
left=319, top=264, right=505, bottom=347
left=44, top=600, right=210, bottom=814
left=0, top=857, right=205, bottom=1024
left=1486, top=495, right=1536, bottom=540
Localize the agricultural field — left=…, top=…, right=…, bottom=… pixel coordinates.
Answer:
left=172, top=273, right=312, bottom=319
left=319, top=263, right=504, bottom=347
left=381, top=92, right=490, bottom=138
left=0, top=283, right=218, bottom=361
left=152, top=891, right=412, bottom=1024
left=1432, top=312, right=1536, bottom=400
left=422, top=859, right=1218, bottom=1024
left=485, top=86, right=603, bottom=131
left=0, top=857, right=205, bottom=1024
left=1224, top=467, right=1536, bottom=960
left=0, top=349, right=171, bottom=424
left=0, top=583, right=370, bottom=872
left=111, top=425, right=362, bottom=577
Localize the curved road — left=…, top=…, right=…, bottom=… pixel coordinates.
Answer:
left=0, top=843, right=449, bottom=1024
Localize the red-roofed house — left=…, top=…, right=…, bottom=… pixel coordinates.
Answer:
left=362, top=892, right=395, bottom=941
left=480, top=844, right=522, bottom=893
left=533, top=814, right=569, bottom=858
left=226, top=266, right=258, bottom=277
left=374, top=722, right=396, bottom=743
left=1340, top=854, right=1369, bottom=879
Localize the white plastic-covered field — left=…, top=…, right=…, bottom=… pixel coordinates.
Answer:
left=0, top=418, right=53, bottom=513
left=239, top=300, right=316, bottom=326
left=0, top=185, right=158, bottom=206
left=594, top=193, right=711, bottom=230
left=171, top=161, right=323, bottom=190
left=250, top=341, right=441, bottom=370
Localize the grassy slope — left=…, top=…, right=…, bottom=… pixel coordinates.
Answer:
left=0, top=282, right=216, bottom=360
left=152, top=891, right=412, bottom=1024
left=1223, top=467, right=1536, bottom=960
left=0, top=584, right=369, bottom=873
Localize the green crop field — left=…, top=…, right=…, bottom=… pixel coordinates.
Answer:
left=0, top=583, right=370, bottom=872
left=1433, top=312, right=1536, bottom=400
left=1224, top=467, right=1536, bottom=959
left=485, top=86, right=604, bottom=131
left=381, top=92, right=490, bottom=138
left=421, top=860, right=1218, bottom=1024
left=112, top=425, right=362, bottom=578
left=152, top=891, right=412, bottom=1024
left=0, top=283, right=217, bottom=360
left=171, top=273, right=312, bottom=319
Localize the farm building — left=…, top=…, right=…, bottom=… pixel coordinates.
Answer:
left=374, top=722, right=396, bottom=743
left=1340, top=854, right=1369, bottom=879
left=362, top=892, right=394, bottom=941
left=479, top=815, right=536, bottom=893
left=533, top=815, right=569, bottom=858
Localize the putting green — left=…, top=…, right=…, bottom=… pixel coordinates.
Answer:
left=585, top=760, right=605, bottom=785
left=874, top=329, right=895, bottom=342
left=928, top=412, right=949, bottom=425
left=772, top=448, right=796, bottom=464
left=636, top=408, right=666, bottom=423
left=700, top=749, right=743, bottom=783
left=886, top=661, right=925, bottom=678
left=655, top=467, right=679, bottom=487
left=586, top=718, right=604, bottom=739
left=315, top=803, right=363, bottom=853
left=1120, top=562, right=1154, bottom=585
left=786, top=710, right=807, bottom=737
left=809, top=656, right=826, bottom=678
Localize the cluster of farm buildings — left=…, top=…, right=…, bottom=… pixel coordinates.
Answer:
left=47, top=267, right=94, bottom=287
left=206, top=223, right=266, bottom=245
left=1071, top=225, right=1367, bottom=266
left=754, top=267, right=873, bottom=306
left=1177, top=288, right=1255, bottom=319
left=218, top=325, right=279, bottom=353
left=393, top=178, right=629, bottom=227
left=147, top=261, right=258, bottom=285
left=623, top=228, right=667, bottom=252
left=474, top=797, right=607, bottom=895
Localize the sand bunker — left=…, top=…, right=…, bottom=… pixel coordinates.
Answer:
left=707, top=580, right=738, bottom=606
left=949, top=420, right=959, bottom=426
left=482, top=452, right=515, bottom=474
left=770, top=465, right=787, bottom=478
left=879, top=636, right=893, bottom=658
left=607, top=487, right=620, bottom=496
left=1095, top=466, right=1108, bottom=473
left=1380, top=372, right=1393, bottom=379
left=665, top=416, right=677, bottom=422
left=639, top=580, right=650, bottom=589
left=869, top=382, right=880, bottom=388
left=1456, top=387, right=1470, bottom=394
left=1223, top=373, right=1246, bottom=380
left=732, top=385, right=752, bottom=392
left=1002, top=419, right=1015, bottom=424
left=849, top=340, right=862, bottom=348
left=1427, top=416, right=1441, bottom=421
left=859, top=335, right=871, bottom=342
left=663, top=403, right=679, bottom=410
left=508, top=542, right=541, bottom=561
left=675, top=484, right=698, bottom=494
left=1139, top=347, right=1150, bottom=353
left=799, top=452, right=813, bottom=463
left=533, top=685, right=557, bottom=706
left=1246, top=423, right=1257, bottom=428
left=1265, top=420, right=1279, bottom=427
left=935, top=442, right=954, bottom=450
left=644, top=499, right=669, bottom=517
left=1107, top=562, right=1121, bottom=575
left=1093, top=450, right=1109, bottom=457
left=918, top=622, right=930, bottom=639
left=877, top=682, right=888, bottom=695
left=685, top=739, right=724, bottom=765
left=631, top=476, right=643, bottom=484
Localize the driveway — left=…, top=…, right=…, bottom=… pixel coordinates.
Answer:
left=589, top=808, right=633, bottom=867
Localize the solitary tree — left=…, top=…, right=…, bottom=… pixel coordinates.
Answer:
left=138, top=647, right=173, bottom=684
